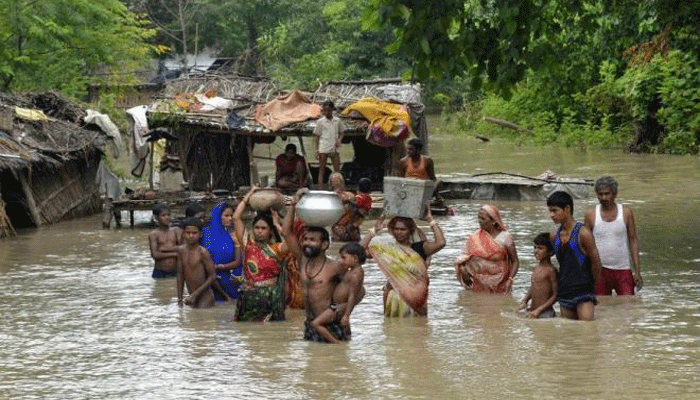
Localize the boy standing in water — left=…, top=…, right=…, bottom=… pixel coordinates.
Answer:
left=149, top=203, right=182, bottom=279
left=311, top=242, right=366, bottom=343
left=547, top=191, right=602, bottom=321
left=177, top=218, right=229, bottom=308
left=518, top=233, right=558, bottom=318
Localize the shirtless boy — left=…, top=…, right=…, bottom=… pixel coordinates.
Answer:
left=177, top=218, right=230, bottom=308
left=149, top=203, right=182, bottom=279
left=283, top=191, right=348, bottom=342
left=547, top=191, right=603, bottom=321
left=311, top=242, right=366, bottom=343
left=518, top=233, right=558, bottom=318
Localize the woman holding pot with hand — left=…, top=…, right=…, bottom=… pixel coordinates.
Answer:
left=232, top=186, right=289, bottom=321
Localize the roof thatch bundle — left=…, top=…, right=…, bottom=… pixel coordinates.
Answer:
left=0, top=91, right=105, bottom=172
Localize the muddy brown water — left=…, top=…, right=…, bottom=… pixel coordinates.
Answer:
left=2, top=131, right=700, bottom=399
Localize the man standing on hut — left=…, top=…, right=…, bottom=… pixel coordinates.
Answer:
left=313, top=100, right=344, bottom=189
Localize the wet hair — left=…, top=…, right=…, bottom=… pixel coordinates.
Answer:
left=306, top=226, right=330, bottom=243
left=152, top=203, right=170, bottom=216
left=358, top=177, right=372, bottom=193
left=322, top=100, right=335, bottom=110
left=407, top=138, right=424, bottom=151
left=546, top=191, right=574, bottom=214
left=533, top=232, right=554, bottom=253
left=285, top=143, right=297, bottom=152
left=340, top=242, right=367, bottom=264
left=252, top=211, right=281, bottom=242
left=594, top=176, right=618, bottom=194
left=185, top=202, right=204, bottom=217
left=388, top=216, right=417, bottom=235
left=182, top=217, right=203, bottom=231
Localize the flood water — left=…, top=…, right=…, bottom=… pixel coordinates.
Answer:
left=2, top=130, right=700, bottom=399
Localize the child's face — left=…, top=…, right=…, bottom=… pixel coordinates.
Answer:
left=155, top=211, right=171, bottom=227
left=533, top=244, right=551, bottom=261
left=548, top=205, right=567, bottom=224
left=183, top=225, right=201, bottom=244
left=339, top=252, right=358, bottom=268
left=221, top=207, right=233, bottom=227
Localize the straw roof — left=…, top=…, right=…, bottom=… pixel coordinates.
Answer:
left=0, top=92, right=107, bottom=171
left=149, top=74, right=424, bottom=136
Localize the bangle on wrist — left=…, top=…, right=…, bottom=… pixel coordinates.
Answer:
left=429, top=220, right=437, bottom=227
left=368, top=228, right=376, bottom=236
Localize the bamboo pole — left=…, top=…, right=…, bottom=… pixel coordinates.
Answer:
left=18, top=170, right=42, bottom=226
left=484, top=116, right=534, bottom=135
left=247, top=136, right=259, bottom=186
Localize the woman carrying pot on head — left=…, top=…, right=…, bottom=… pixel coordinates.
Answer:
left=361, top=205, right=445, bottom=317
left=454, top=204, right=519, bottom=293
left=232, top=187, right=289, bottom=321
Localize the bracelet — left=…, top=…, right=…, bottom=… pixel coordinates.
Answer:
left=508, top=276, right=514, bottom=282
left=429, top=220, right=438, bottom=227
left=368, top=228, right=376, bottom=236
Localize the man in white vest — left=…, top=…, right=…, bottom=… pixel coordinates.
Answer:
left=584, top=176, right=643, bottom=295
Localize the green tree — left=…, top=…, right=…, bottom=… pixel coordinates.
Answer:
left=0, top=0, right=159, bottom=97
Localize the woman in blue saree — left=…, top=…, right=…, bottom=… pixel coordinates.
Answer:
left=201, top=202, right=242, bottom=300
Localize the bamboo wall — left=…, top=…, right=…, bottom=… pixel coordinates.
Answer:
left=28, top=152, right=103, bottom=225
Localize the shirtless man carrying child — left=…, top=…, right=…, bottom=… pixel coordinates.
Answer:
left=177, top=218, right=230, bottom=308
left=149, top=203, right=182, bottom=279
left=518, top=233, right=558, bottom=318
left=283, top=190, right=349, bottom=343
left=311, top=242, right=366, bottom=343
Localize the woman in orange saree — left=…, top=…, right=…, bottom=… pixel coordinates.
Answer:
left=454, top=205, right=520, bottom=293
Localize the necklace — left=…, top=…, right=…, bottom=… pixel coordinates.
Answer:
left=305, top=258, right=327, bottom=281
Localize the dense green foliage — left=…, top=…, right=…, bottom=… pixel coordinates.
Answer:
left=1, top=0, right=698, bottom=154
left=0, top=0, right=161, bottom=97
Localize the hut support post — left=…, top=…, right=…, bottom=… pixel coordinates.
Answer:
left=19, top=170, right=42, bottom=227
left=296, top=135, right=313, bottom=186
left=149, top=141, right=155, bottom=190
left=247, top=137, right=259, bottom=186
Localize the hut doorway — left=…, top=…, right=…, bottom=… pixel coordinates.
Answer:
left=0, top=170, right=34, bottom=229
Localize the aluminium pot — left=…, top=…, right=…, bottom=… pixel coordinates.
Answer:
left=295, top=190, right=344, bottom=227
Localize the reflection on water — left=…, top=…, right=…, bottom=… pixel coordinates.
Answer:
left=2, top=136, right=700, bottom=399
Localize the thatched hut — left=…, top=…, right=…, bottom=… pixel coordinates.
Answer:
left=146, top=75, right=426, bottom=192
left=0, top=92, right=109, bottom=237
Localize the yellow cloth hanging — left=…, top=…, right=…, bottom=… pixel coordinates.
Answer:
left=342, top=97, right=412, bottom=138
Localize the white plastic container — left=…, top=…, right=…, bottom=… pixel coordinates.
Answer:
left=383, top=177, right=436, bottom=219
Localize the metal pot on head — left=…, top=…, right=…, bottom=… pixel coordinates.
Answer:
left=295, top=190, right=344, bottom=227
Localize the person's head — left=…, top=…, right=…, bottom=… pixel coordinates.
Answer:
left=284, top=143, right=297, bottom=159
left=185, top=203, right=205, bottom=220
left=594, top=176, right=618, bottom=207
left=387, top=216, right=416, bottom=244
left=533, top=232, right=553, bottom=262
left=406, top=138, right=424, bottom=158
left=339, top=242, right=367, bottom=268
left=252, top=212, right=280, bottom=243
left=477, top=204, right=506, bottom=232
left=220, top=203, right=234, bottom=227
left=152, top=203, right=171, bottom=227
left=546, top=191, right=574, bottom=224
left=181, top=217, right=203, bottom=244
left=321, top=100, right=335, bottom=119
left=302, top=226, right=330, bottom=258
left=358, top=177, right=372, bottom=194
left=329, top=172, right=345, bottom=191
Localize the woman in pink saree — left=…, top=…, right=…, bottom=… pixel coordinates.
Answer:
left=454, top=205, right=519, bottom=293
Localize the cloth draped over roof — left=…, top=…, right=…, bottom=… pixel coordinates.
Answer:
left=342, top=97, right=413, bottom=147
left=254, top=90, right=321, bottom=131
